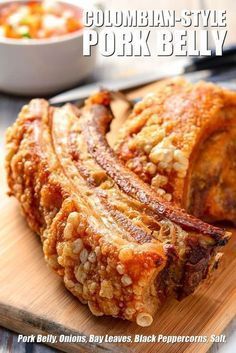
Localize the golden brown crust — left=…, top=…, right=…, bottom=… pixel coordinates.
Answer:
left=5, top=81, right=231, bottom=325
left=82, top=102, right=227, bottom=242
left=115, top=78, right=236, bottom=224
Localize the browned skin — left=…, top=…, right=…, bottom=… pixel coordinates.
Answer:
left=82, top=103, right=227, bottom=243
left=115, top=78, right=236, bottom=226
left=5, top=82, right=231, bottom=325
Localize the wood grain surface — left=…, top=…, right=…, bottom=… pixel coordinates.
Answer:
left=0, top=82, right=236, bottom=353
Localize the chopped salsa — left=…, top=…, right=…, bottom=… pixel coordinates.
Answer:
left=0, top=1, right=83, bottom=39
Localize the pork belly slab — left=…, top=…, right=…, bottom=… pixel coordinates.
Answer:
left=116, top=78, right=236, bottom=225
left=5, top=81, right=231, bottom=326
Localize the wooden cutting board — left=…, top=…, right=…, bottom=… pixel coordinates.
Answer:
left=0, top=83, right=236, bottom=353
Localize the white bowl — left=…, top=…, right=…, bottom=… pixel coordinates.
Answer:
left=0, top=0, right=97, bottom=96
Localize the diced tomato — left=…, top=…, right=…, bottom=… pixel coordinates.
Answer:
left=67, top=17, right=81, bottom=33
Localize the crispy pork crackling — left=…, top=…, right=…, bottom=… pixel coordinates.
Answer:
left=5, top=79, right=231, bottom=326
left=116, top=78, right=236, bottom=224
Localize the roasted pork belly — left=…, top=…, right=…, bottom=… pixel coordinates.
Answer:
left=116, top=78, right=236, bottom=225
left=5, top=84, right=230, bottom=326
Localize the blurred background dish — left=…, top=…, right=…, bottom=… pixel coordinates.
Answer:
left=0, top=0, right=84, bottom=39
left=0, top=0, right=97, bottom=95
